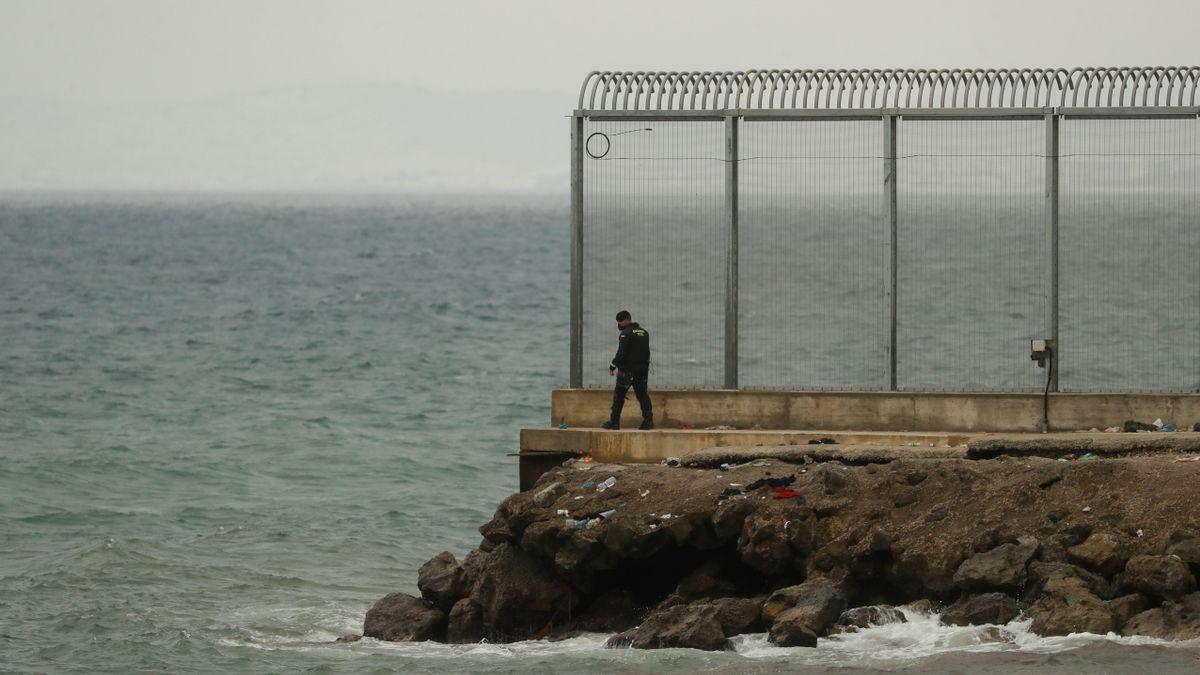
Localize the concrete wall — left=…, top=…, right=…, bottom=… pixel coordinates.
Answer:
left=551, top=389, right=1200, bottom=433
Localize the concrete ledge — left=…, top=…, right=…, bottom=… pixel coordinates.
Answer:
left=967, top=432, right=1200, bottom=459
left=520, top=427, right=971, bottom=464
left=681, top=445, right=967, bottom=468
left=551, top=389, right=1200, bottom=433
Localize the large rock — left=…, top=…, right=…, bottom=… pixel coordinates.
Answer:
left=737, top=510, right=810, bottom=575
left=1106, top=594, right=1149, bottom=631
left=953, top=537, right=1039, bottom=592
left=475, top=543, right=576, bottom=639
left=417, top=551, right=470, bottom=612
left=446, top=599, right=482, bottom=644
left=711, top=498, right=756, bottom=542
left=942, top=593, right=1022, bottom=626
left=708, top=596, right=763, bottom=636
left=761, top=579, right=843, bottom=625
left=363, top=592, right=447, bottom=642
left=1067, top=532, right=1130, bottom=578
left=1124, top=555, right=1196, bottom=599
left=1122, top=592, right=1200, bottom=640
left=766, top=585, right=847, bottom=644
left=768, top=611, right=818, bottom=648
left=1165, top=531, right=1200, bottom=572
left=622, top=603, right=730, bottom=651
left=1027, top=561, right=1111, bottom=600
left=834, top=605, right=907, bottom=631
left=1025, top=576, right=1114, bottom=636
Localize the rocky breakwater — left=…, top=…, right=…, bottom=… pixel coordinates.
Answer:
left=356, top=453, right=1200, bottom=650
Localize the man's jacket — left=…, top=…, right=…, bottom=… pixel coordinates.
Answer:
left=611, top=323, right=650, bottom=371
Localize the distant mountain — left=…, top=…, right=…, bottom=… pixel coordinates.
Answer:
left=0, top=84, right=571, bottom=193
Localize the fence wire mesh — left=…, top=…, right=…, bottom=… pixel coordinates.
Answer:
left=738, top=120, right=887, bottom=388
left=896, top=119, right=1047, bottom=391
left=1060, top=118, right=1200, bottom=392
left=581, top=120, right=726, bottom=388
left=576, top=112, right=1200, bottom=393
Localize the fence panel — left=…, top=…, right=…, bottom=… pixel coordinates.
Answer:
left=581, top=119, right=727, bottom=388
left=895, top=119, right=1048, bottom=391
left=1060, top=118, right=1200, bottom=392
left=737, top=120, right=887, bottom=389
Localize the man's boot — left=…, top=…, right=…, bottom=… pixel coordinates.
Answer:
left=638, top=417, right=654, bottom=430
left=601, top=419, right=620, bottom=430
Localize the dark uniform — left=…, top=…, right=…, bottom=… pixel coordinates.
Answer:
left=609, top=322, right=652, bottom=427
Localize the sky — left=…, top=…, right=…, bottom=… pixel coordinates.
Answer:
left=1, top=0, right=1197, bottom=192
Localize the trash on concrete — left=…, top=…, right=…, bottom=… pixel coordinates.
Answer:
left=705, top=425, right=734, bottom=430
left=807, top=437, right=839, bottom=445
left=664, top=457, right=681, bottom=467
left=1124, top=420, right=1158, bottom=432
left=1104, top=426, right=1121, bottom=433
left=596, top=476, right=616, bottom=491
left=1162, top=423, right=1177, bottom=432
left=676, top=422, right=694, bottom=430
left=557, top=422, right=568, bottom=430
left=1080, top=453, right=1098, bottom=461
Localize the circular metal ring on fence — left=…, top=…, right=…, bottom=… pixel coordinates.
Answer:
left=585, top=132, right=611, bottom=159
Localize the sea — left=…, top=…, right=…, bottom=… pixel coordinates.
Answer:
left=2, top=193, right=1199, bottom=673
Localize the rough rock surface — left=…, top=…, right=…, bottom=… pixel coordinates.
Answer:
left=620, top=603, right=730, bottom=651
left=1123, top=592, right=1200, bottom=640
left=834, top=605, right=907, bottom=631
left=365, top=454, right=1200, bottom=647
left=417, top=551, right=470, bottom=612
left=953, top=537, right=1039, bottom=592
left=942, top=593, right=1022, bottom=626
left=363, top=593, right=446, bottom=642
left=767, top=584, right=847, bottom=646
left=1067, top=532, right=1131, bottom=578
left=1124, top=555, right=1196, bottom=600
left=1025, top=576, right=1114, bottom=636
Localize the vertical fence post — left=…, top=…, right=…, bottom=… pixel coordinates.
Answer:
left=724, top=115, right=739, bottom=389
left=570, top=114, right=584, bottom=389
left=884, top=114, right=899, bottom=391
left=1045, top=110, right=1060, bottom=391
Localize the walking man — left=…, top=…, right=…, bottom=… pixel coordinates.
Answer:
left=602, top=310, right=654, bottom=430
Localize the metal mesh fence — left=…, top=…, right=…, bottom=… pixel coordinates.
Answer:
left=895, top=119, right=1047, bottom=391
left=1060, top=118, right=1200, bottom=392
left=576, top=113, right=1200, bottom=393
left=738, top=120, right=887, bottom=388
left=581, top=119, right=726, bottom=388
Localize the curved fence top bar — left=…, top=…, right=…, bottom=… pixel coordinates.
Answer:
left=577, top=67, right=1200, bottom=111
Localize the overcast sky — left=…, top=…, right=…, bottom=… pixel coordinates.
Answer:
left=1, top=0, right=1197, bottom=191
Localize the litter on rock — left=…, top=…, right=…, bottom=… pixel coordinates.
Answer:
left=639, top=489, right=650, bottom=497
left=1082, top=506, right=1092, bottom=513
left=659, top=513, right=672, bottom=519
left=574, top=495, right=584, bottom=500
left=1175, top=456, right=1200, bottom=462
left=599, top=509, right=616, bottom=519
left=1080, top=453, right=1098, bottom=461
left=581, top=481, right=595, bottom=489
left=556, top=509, right=569, bottom=516
left=1137, top=529, right=1145, bottom=537
left=664, top=457, right=681, bottom=467
left=596, top=476, right=616, bottom=491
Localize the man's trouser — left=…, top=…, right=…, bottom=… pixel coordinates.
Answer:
left=610, top=367, right=652, bottom=423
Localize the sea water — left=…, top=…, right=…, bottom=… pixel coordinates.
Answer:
left=2, top=193, right=1198, bottom=673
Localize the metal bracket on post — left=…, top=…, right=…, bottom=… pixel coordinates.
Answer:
left=884, top=114, right=899, bottom=391
left=724, top=115, right=739, bottom=390
left=1045, top=111, right=1060, bottom=391
left=570, top=114, right=584, bottom=389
